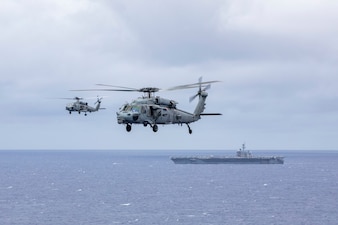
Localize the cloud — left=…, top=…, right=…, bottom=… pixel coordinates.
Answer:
left=1, top=0, right=338, bottom=150
left=217, top=0, right=338, bottom=60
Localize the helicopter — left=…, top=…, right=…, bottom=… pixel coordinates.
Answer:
left=63, top=96, right=104, bottom=116
left=72, top=77, right=221, bottom=133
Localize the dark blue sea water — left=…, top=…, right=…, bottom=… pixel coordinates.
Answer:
left=1, top=150, right=338, bottom=225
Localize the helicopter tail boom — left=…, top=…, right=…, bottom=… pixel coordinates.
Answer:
left=95, top=101, right=101, bottom=111
left=193, top=91, right=208, bottom=117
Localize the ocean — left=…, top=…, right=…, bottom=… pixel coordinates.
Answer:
left=0, top=150, right=337, bottom=225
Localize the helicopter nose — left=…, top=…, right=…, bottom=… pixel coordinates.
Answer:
left=116, top=112, right=124, bottom=124
left=117, top=112, right=134, bottom=124
left=116, top=112, right=140, bottom=123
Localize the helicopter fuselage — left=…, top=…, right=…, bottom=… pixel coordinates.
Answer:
left=66, top=99, right=102, bottom=116
left=66, top=101, right=87, bottom=112
left=117, top=103, right=199, bottom=125
left=116, top=95, right=205, bottom=133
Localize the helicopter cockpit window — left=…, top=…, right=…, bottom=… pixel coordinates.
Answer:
left=131, top=105, right=141, bottom=113
left=122, top=104, right=141, bottom=113
left=121, top=104, right=129, bottom=111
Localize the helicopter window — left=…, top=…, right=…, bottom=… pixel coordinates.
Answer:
left=121, top=104, right=133, bottom=112
left=131, top=105, right=140, bottom=113
left=121, top=104, right=128, bottom=111
left=141, top=106, right=146, bottom=114
left=162, top=108, right=168, bottom=116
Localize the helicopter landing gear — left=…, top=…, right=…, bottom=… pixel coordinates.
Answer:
left=186, top=123, right=192, bottom=134
left=126, top=124, right=132, bottom=132
left=146, top=122, right=158, bottom=132
left=152, top=124, right=158, bottom=132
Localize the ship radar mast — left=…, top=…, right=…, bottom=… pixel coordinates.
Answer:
left=237, top=143, right=252, bottom=158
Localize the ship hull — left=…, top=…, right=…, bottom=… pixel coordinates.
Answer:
left=171, top=157, right=284, bottom=164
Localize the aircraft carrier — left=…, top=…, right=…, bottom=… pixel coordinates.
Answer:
left=171, top=144, right=284, bottom=164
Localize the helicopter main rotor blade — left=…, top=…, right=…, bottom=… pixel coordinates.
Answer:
left=71, top=78, right=219, bottom=94
left=59, top=97, right=83, bottom=100
left=203, top=84, right=211, bottom=91
left=72, top=84, right=161, bottom=93
left=71, top=88, right=137, bottom=92
left=96, top=84, right=139, bottom=91
left=166, top=80, right=220, bottom=91
left=59, top=97, right=76, bottom=100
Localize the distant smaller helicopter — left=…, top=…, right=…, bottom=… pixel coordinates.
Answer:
left=63, top=96, right=104, bottom=116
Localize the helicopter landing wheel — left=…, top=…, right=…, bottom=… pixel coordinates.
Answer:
left=152, top=124, right=158, bottom=132
left=143, top=121, right=148, bottom=127
left=126, top=124, right=132, bottom=132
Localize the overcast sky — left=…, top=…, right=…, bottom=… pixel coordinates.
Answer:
left=1, top=0, right=338, bottom=150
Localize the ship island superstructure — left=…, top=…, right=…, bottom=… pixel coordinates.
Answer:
left=171, top=144, right=284, bottom=164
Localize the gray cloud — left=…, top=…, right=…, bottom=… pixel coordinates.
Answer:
left=1, top=0, right=338, bottom=150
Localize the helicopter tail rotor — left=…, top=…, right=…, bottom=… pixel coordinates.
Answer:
left=95, top=96, right=103, bottom=104
left=189, top=77, right=212, bottom=102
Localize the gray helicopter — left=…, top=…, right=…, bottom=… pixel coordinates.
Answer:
left=74, top=78, right=221, bottom=133
left=64, top=96, right=104, bottom=116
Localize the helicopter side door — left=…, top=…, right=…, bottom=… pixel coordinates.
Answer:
left=157, top=108, right=171, bottom=124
